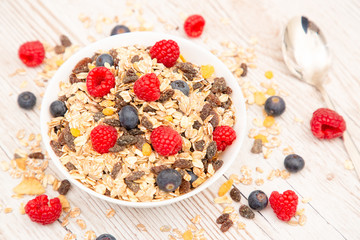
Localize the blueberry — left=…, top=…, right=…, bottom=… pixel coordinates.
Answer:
left=264, top=96, right=286, bottom=117
left=156, top=169, right=182, bottom=192
left=96, top=54, right=114, bottom=67
left=248, top=190, right=268, bottom=211
left=170, top=80, right=190, bottom=96
left=284, top=154, right=305, bottom=173
left=18, top=91, right=36, bottom=109
left=118, top=105, right=139, bottom=130
left=110, top=25, right=130, bottom=36
left=186, top=170, right=198, bottom=186
left=96, top=233, right=116, bottom=240
left=50, top=100, right=67, bottom=117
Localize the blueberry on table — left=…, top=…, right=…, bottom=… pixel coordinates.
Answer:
left=264, top=96, right=286, bottom=116
left=110, top=25, right=130, bottom=36
left=96, top=233, right=116, bottom=240
left=96, top=53, right=114, bottom=67
left=248, top=190, right=268, bottom=211
left=50, top=100, right=67, bottom=117
left=284, top=154, right=305, bottom=173
left=170, top=80, right=190, bottom=96
left=18, top=91, right=36, bottom=109
left=118, top=105, right=139, bottom=130
left=186, top=170, right=198, bottom=186
left=156, top=169, right=182, bottom=192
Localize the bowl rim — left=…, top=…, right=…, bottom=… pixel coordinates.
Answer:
left=40, top=31, right=247, bottom=208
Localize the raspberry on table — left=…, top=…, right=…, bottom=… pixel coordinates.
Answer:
left=150, top=126, right=182, bottom=156
left=310, top=108, right=346, bottom=139
left=133, top=73, right=161, bottom=102
left=18, top=41, right=45, bottom=67
left=213, top=126, right=236, bottom=151
left=90, top=125, right=118, bottom=154
left=25, top=195, right=62, bottom=225
left=149, top=39, right=180, bottom=68
left=269, top=190, right=298, bottom=221
left=86, top=67, right=115, bottom=97
left=184, top=14, right=206, bottom=38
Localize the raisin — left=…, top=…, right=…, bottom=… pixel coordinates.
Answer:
left=206, top=141, right=217, bottom=160
left=125, top=171, right=145, bottom=181
left=179, top=180, right=190, bottom=194
left=141, top=116, right=153, bottom=130
left=175, top=62, right=197, bottom=81
left=209, top=110, right=219, bottom=128
left=213, top=160, right=224, bottom=171
left=117, top=135, right=137, bottom=146
left=150, top=165, right=169, bottom=175
left=192, top=120, right=202, bottom=130
left=128, top=128, right=144, bottom=135
left=50, top=140, right=63, bottom=157
left=65, top=162, right=76, bottom=171
left=91, top=53, right=100, bottom=62
left=202, top=159, right=208, bottom=174
left=211, top=77, right=227, bottom=94
left=109, top=48, right=118, bottom=60
left=173, top=159, right=193, bottom=169
left=124, top=179, right=140, bottom=193
left=221, top=98, right=232, bottom=109
left=123, top=69, right=139, bottom=84
left=93, top=112, right=105, bottom=122
left=216, top=213, right=229, bottom=224
left=54, top=45, right=65, bottom=54
left=104, top=189, right=111, bottom=196
left=143, top=105, right=156, bottom=112
left=239, top=205, right=255, bottom=219
left=72, top=57, right=92, bottom=74
left=69, top=73, right=83, bottom=84
left=103, top=119, right=121, bottom=127
left=108, top=144, right=125, bottom=153
left=220, top=219, right=233, bottom=232
left=28, top=152, right=44, bottom=159
left=192, top=82, right=203, bottom=91
left=225, top=87, right=232, bottom=95
left=131, top=55, right=141, bottom=63
left=158, top=89, right=174, bottom=103
left=58, top=95, right=67, bottom=102
left=58, top=179, right=71, bottom=195
left=230, top=187, right=241, bottom=202
left=60, top=34, right=72, bottom=47
left=111, top=162, right=122, bottom=179
left=206, top=93, right=221, bottom=107
left=114, top=94, right=128, bottom=111
left=194, top=140, right=205, bottom=151
left=135, top=135, right=146, bottom=150
left=251, top=139, right=263, bottom=154
left=200, top=103, right=212, bottom=121
left=240, top=63, right=248, bottom=77
left=63, top=126, right=75, bottom=152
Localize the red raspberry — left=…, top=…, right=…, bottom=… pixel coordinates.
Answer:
left=18, top=41, right=45, bottom=67
left=25, top=195, right=62, bottom=225
left=149, top=40, right=180, bottom=68
left=213, top=126, right=236, bottom=151
left=310, top=108, right=346, bottom=139
left=269, top=190, right=298, bottom=222
left=134, top=73, right=161, bottom=102
left=184, top=15, right=206, bottom=38
left=90, top=125, right=118, bottom=154
left=150, top=126, right=182, bottom=156
left=86, top=67, right=115, bottom=97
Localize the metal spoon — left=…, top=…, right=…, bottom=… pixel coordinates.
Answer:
left=282, top=16, right=360, bottom=179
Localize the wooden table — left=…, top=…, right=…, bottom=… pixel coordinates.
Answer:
left=1, top=0, right=359, bottom=239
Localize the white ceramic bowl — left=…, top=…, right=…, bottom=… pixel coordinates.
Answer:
left=40, top=32, right=247, bottom=208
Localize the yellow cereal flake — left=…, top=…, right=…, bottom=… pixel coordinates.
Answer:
left=263, top=116, right=275, bottom=128
left=265, top=71, right=273, bottom=79
left=200, top=65, right=215, bottom=79
left=142, top=143, right=152, bottom=156
left=254, top=92, right=266, bottom=105
left=179, top=54, right=187, bottom=63
left=70, top=128, right=80, bottom=137
left=266, top=87, right=276, bottom=96
left=164, top=115, right=173, bottom=122
left=56, top=59, right=64, bottom=67
left=182, top=230, right=193, bottom=240
left=102, top=108, right=115, bottom=116
left=218, top=179, right=233, bottom=197
left=254, top=134, right=268, bottom=143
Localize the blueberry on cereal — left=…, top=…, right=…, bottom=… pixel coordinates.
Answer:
left=186, top=170, right=198, bottom=186
left=156, top=169, right=182, bottom=192
left=50, top=100, right=67, bottom=117
left=118, top=105, right=139, bottom=130
left=170, top=80, right=190, bottom=96
left=96, top=53, right=114, bottom=67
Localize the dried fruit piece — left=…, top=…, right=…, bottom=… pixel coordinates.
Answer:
left=254, top=134, right=268, bottom=143
left=102, top=108, right=115, bottom=116
left=220, top=219, right=233, bottom=232
left=200, top=65, right=214, bottom=79
left=230, top=187, right=241, bottom=202
left=239, top=205, right=255, bottom=219
left=117, top=135, right=137, bottom=146
left=111, top=162, right=122, bottom=179
left=50, top=140, right=63, bottom=157
left=182, top=229, right=193, bottom=240
left=158, top=89, right=174, bottom=103
left=194, top=140, right=205, bottom=151
left=263, top=116, right=275, bottom=128
left=65, top=162, right=76, bottom=171
left=141, top=116, right=153, bottom=130
left=70, top=128, right=80, bottom=137
left=103, top=119, right=121, bottom=127
left=58, top=180, right=71, bottom=195
left=72, top=57, right=92, bottom=74
left=200, top=103, right=212, bottom=121
left=206, top=141, right=217, bottom=160
left=213, top=160, right=224, bottom=171
left=125, top=179, right=140, bottom=193
left=142, top=143, right=152, bottom=156
left=240, top=63, right=247, bottom=77
left=216, top=213, right=229, bottom=224
left=218, top=179, right=233, bottom=197
left=151, top=165, right=169, bottom=175
left=60, top=35, right=72, bottom=47
left=28, top=152, right=44, bottom=159
left=175, top=62, right=197, bottom=81
left=251, top=139, right=263, bottom=154
left=179, top=180, right=190, bottom=194
left=123, top=68, right=139, bottom=84
left=173, top=159, right=192, bottom=169
left=13, top=177, right=45, bottom=195
left=125, top=171, right=145, bottom=181
left=265, top=71, right=273, bottom=79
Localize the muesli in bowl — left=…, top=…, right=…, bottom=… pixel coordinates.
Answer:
left=41, top=32, right=246, bottom=207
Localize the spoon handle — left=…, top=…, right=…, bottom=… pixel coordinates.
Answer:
left=319, top=87, right=360, bottom=179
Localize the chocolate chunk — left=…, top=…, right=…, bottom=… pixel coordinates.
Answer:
left=103, top=119, right=121, bottom=127
left=211, top=77, right=227, bottom=94
left=179, top=180, right=190, bottom=194
left=117, top=135, right=137, bottom=146
left=206, top=93, right=221, bottom=107
left=58, top=179, right=71, bottom=195
left=150, top=165, right=169, bottom=175
left=108, top=144, right=125, bottom=153
left=239, top=205, right=255, bottom=219
left=111, top=162, right=122, bottom=179
left=93, top=112, right=105, bottom=122
left=128, top=128, right=144, bottom=135
left=206, top=141, right=217, bottom=160
left=158, top=89, right=174, bottom=103
left=124, top=179, right=140, bottom=193
left=63, top=126, right=75, bottom=152
left=64, top=162, right=76, bottom=171
left=125, top=171, right=145, bottom=181
left=143, top=105, right=156, bottom=112
left=131, top=55, right=141, bottom=63
left=240, top=63, right=248, bottom=77
left=69, top=73, right=84, bottom=84
left=192, top=120, right=202, bottom=130
left=251, top=139, right=263, bottom=154
left=173, top=159, right=193, bottom=169
left=141, top=116, right=153, bottom=130
left=50, top=140, right=63, bottom=157
left=135, top=135, right=146, bottom=150
left=72, top=57, right=92, bottom=74
left=192, top=82, right=203, bottom=91
left=54, top=45, right=65, bottom=54
left=60, top=34, right=72, bottom=47
left=216, top=213, right=230, bottom=224
left=123, top=69, right=139, bottom=84
left=194, top=140, right=205, bottom=151
left=213, top=159, right=224, bottom=171
left=221, top=98, right=232, bottom=110
left=209, top=110, right=219, bottom=128
left=200, top=103, right=212, bottom=121
left=175, top=62, right=197, bottom=81
left=220, top=219, right=233, bottom=232
left=230, top=187, right=241, bottom=202
left=28, top=152, right=45, bottom=159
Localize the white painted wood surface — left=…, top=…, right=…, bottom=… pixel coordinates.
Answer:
left=0, top=0, right=360, bottom=239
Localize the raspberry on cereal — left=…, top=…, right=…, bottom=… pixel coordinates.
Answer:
left=86, top=67, right=115, bottom=97
left=90, top=125, right=118, bottom=154
left=133, top=73, right=161, bottom=102
left=213, top=126, right=236, bottom=151
left=149, top=39, right=180, bottom=68
left=150, top=126, right=182, bottom=156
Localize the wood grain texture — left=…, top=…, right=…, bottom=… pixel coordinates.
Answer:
left=0, top=0, right=359, bottom=239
